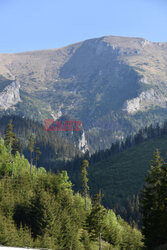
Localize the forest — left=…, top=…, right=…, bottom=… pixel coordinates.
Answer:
left=0, top=117, right=166, bottom=249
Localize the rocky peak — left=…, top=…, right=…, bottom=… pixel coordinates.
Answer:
left=0, top=80, right=21, bottom=110
left=78, top=131, right=89, bottom=153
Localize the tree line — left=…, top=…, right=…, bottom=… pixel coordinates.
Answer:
left=0, top=118, right=167, bottom=249
left=0, top=120, right=143, bottom=249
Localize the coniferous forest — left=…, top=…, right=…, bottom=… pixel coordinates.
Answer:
left=0, top=117, right=166, bottom=249
left=0, top=120, right=143, bottom=249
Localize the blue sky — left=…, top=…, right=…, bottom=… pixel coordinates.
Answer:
left=0, top=0, right=167, bottom=53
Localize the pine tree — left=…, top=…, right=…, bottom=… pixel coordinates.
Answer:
left=28, top=134, right=35, bottom=175
left=87, top=191, right=106, bottom=249
left=81, top=160, right=89, bottom=210
left=4, top=119, right=19, bottom=162
left=141, top=149, right=167, bottom=249
left=35, top=146, right=41, bottom=166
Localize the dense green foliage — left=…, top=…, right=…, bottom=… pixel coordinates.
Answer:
left=64, top=122, right=167, bottom=227
left=86, top=191, right=106, bottom=242
left=28, top=134, right=35, bottom=174
left=1, top=115, right=167, bottom=230
left=4, top=119, right=20, bottom=162
left=88, top=133, right=167, bottom=216
left=0, top=139, right=143, bottom=249
left=0, top=115, right=82, bottom=168
left=0, top=116, right=167, bottom=249
left=81, top=160, right=89, bottom=210
left=141, top=150, right=167, bottom=249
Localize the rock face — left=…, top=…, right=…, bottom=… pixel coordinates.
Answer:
left=78, top=131, right=89, bottom=153
left=0, top=35, right=167, bottom=152
left=0, top=80, right=21, bottom=110
left=123, top=89, right=167, bottom=114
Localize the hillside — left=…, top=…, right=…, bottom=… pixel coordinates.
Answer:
left=0, top=115, right=82, bottom=166
left=0, top=36, right=167, bottom=152
left=64, top=127, right=167, bottom=212
left=89, top=134, right=167, bottom=208
left=0, top=139, right=143, bottom=249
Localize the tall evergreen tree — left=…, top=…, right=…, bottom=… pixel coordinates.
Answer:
left=4, top=119, right=19, bottom=162
left=141, top=149, right=167, bottom=249
left=35, top=146, right=41, bottom=166
left=81, top=160, right=89, bottom=210
left=87, top=191, right=106, bottom=249
left=28, top=134, right=35, bottom=174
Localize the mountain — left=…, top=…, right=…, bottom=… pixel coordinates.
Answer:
left=0, top=35, right=167, bottom=152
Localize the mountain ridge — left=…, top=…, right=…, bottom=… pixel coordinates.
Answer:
left=0, top=35, right=167, bottom=152
left=1, top=34, right=166, bottom=55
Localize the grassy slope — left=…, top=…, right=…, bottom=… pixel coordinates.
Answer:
left=89, top=134, right=167, bottom=208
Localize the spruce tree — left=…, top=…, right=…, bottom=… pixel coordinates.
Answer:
left=28, top=134, right=35, bottom=175
left=4, top=119, right=19, bottom=162
left=141, top=149, right=167, bottom=249
left=81, top=160, right=89, bottom=210
left=87, top=191, right=106, bottom=249
left=35, top=146, right=41, bottom=166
